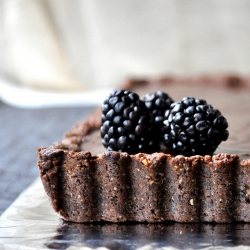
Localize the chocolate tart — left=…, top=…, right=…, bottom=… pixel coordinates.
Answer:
left=37, top=75, right=250, bottom=223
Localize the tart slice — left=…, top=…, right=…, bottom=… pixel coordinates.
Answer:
left=37, top=75, right=250, bottom=223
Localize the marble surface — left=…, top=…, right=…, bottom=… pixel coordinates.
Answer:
left=1, top=178, right=250, bottom=249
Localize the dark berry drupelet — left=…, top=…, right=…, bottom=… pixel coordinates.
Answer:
left=141, top=91, right=174, bottom=139
left=162, top=97, right=229, bottom=156
left=100, top=90, right=159, bottom=154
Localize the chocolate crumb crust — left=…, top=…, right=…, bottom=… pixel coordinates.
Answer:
left=37, top=149, right=250, bottom=223
left=37, top=74, right=250, bottom=223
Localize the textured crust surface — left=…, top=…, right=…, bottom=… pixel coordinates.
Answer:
left=37, top=148, right=250, bottom=223
left=37, top=74, right=250, bottom=223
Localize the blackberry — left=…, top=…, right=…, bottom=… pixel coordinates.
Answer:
left=141, top=91, right=174, bottom=139
left=162, top=97, right=229, bottom=156
left=100, top=90, right=158, bottom=154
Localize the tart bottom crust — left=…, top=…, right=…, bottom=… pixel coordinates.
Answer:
left=38, top=148, right=250, bottom=223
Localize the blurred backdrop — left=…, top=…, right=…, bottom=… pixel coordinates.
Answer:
left=0, top=0, right=250, bottom=107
